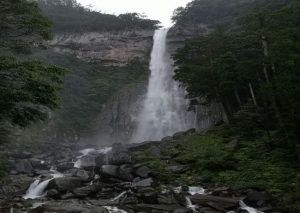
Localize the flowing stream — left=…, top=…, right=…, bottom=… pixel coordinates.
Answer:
left=131, top=28, right=195, bottom=142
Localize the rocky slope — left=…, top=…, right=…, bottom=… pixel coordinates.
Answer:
left=0, top=128, right=273, bottom=213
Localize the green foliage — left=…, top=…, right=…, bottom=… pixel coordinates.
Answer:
left=37, top=0, right=160, bottom=33
left=0, top=56, right=66, bottom=127
left=0, top=0, right=67, bottom=144
left=173, top=0, right=300, bottom=143
left=0, top=0, right=52, bottom=50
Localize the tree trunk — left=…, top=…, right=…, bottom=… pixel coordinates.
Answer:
left=234, top=89, right=242, bottom=108
left=248, top=82, right=257, bottom=106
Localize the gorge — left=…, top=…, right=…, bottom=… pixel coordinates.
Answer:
left=1, top=0, right=299, bottom=212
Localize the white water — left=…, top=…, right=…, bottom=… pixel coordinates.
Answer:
left=188, top=186, right=206, bottom=195
left=74, top=147, right=112, bottom=168
left=104, top=206, right=127, bottom=213
left=185, top=196, right=198, bottom=212
left=23, top=169, right=64, bottom=200
left=111, top=191, right=127, bottom=202
left=132, top=28, right=195, bottom=142
left=239, top=200, right=264, bottom=213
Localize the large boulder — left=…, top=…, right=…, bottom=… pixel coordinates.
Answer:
left=48, top=177, right=82, bottom=192
left=57, top=162, right=75, bottom=173
left=78, top=155, right=96, bottom=169
left=244, top=190, right=272, bottom=207
left=134, top=166, right=151, bottom=178
left=100, top=165, right=119, bottom=178
left=15, top=160, right=33, bottom=174
left=118, top=164, right=134, bottom=181
left=132, top=178, right=154, bottom=187
left=100, top=165, right=133, bottom=181
left=40, top=200, right=108, bottom=213
left=190, top=194, right=239, bottom=211
left=73, top=185, right=99, bottom=198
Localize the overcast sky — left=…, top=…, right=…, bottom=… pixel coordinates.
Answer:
left=76, top=0, right=192, bottom=27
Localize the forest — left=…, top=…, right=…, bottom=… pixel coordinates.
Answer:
left=172, top=0, right=300, bottom=211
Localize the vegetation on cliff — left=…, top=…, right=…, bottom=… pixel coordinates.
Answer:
left=37, top=0, right=160, bottom=32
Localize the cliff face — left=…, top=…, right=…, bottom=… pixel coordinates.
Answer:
left=48, top=30, right=154, bottom=144
left=49, top=30, right=154, bottom=66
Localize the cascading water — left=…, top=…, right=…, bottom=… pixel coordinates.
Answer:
left=23, top=169, right=64, bottom=200
left=132, top=28, right=195, bottom=142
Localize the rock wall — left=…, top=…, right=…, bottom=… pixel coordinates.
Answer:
left=49, top=30, right=154, bottom=66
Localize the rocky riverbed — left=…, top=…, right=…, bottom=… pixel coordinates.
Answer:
left=0, top=129, right=274, bottom=213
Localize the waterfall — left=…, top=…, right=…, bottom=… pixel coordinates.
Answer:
left=23, top=169, right=64, bottom=200
left=132, top=28, right=195, bottom=142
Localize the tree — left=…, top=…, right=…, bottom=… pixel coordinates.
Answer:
left=0, top=0, right=66, bottom=143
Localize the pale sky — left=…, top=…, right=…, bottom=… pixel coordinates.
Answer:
left=76, top=0, right=192, bottom=27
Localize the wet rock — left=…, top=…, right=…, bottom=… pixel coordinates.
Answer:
left=15, top=160, right=33, bottom=174
left=57, top=162, right=75, bottom=172
left=47, top=189, right=60, bottom=199
left=79, top=155, right=96, bottom=169
left=190, top=194, right=239, bottom=211
left=108, top=152, right=133, bottom=165
left=42, top=200, right=108, bottom=213
left=132, top=178, right=153, bottom=187
left=173, top=208, right=193, bottom=213
left=134, top=166, right=151, bottom=178
left=11, top=151, right=33, bottom=159
left=73, top=185, right=98, bottom=198
left=162, top=136, right=173, bottom=141
left=173, top=131, right=186, bottom=140
left=48, top=177, right=82, bottom=192
left=118, top=164, right=134, bottom=181
left=146, top=146, right=161, bottom=157
left=30, top=158, right=50, bottom=170
left=101, top=165, right=119, bottom=178
left=61, top=192, right=74, bottom=200
left=137, top=187, right=158, bottom=204
left=166, top=165, right=187, bottom=173
left=245, top=190, right=272, bottom=207
left=211, top=187, right=230, bottom=196
left=95, top=154, right=108, bottom=167
left=75, top=169, right=92, bottom=182
left=133, top=204, right=181, bottom=212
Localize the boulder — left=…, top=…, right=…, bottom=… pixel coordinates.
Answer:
left=138, top=187, right=158, bottom=204
left=166, top=165, right=187, bottom=173
left=173, top=131, right=186, bottom=140
left=134, top=166, right=151, bottom=178
left=162, top=136, right=173, bottom=142
left=245, top=190, right=272, bottom=206
left=11, top=151, right=32, bottom=159
left=57, top=162, right=75, bottom=173
left=173, top=208, right=193, bottom=213
left=48, top=177, right=82, bottom=192
left=132, top=178, right=153, bottom=187
left=79, top=155, right=96, bottom=169
left=118, top=164, right=134, bottom=181
left=190, top=194, right=239, bottom=211
left=146, top=146, right=161, bottom=157
left=75, top=169, right=92, bottom=182
left=42, top=200, right=108, bottom=213
left=101, top=165, right=119, bottom=178
left=73, top=185, right=98, bottom=198
left=15, top=160, right=33, bottom=174
left=30, top=159, right=50, bottom=170
left=47, top=189, right=60, bottom=199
